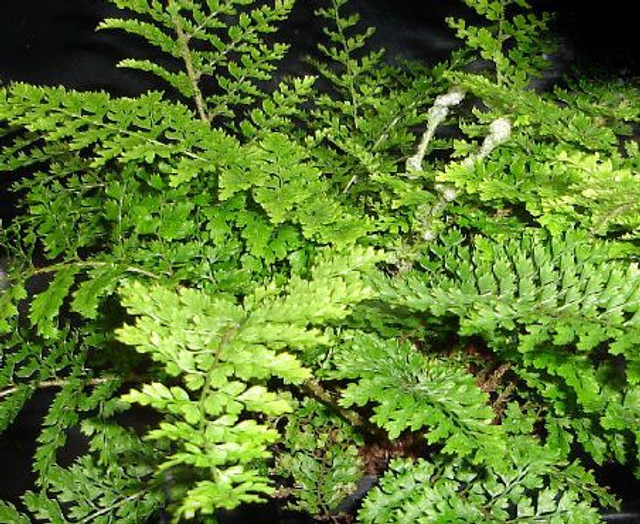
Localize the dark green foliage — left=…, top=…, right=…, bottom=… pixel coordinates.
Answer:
left=359, top=435, right=614, bottom=523
left=334, top=333, right=502, bottom=462
left=380, top=229, right=640, bottom=466
left=357, top=406, right=618, bottom=524
left=274, top=399, right=363, bottom=517
left=0, top=0, right=638, bottom=522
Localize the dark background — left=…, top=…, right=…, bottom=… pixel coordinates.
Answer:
left=0, top=0, right=638, bottom=95
left=0, top=0, right=638, bottom=522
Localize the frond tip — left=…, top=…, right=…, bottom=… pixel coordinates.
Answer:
left=100, top=0, right=295, bottom=122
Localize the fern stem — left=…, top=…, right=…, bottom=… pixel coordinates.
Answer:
left=331, top=0, right=360, bottom=130
left=303, top=378, right=376, bottom=435
left=29, top=260, right=167, bottom=280
left=0, top=377, right=113, bottom=400
left=171, top=10, right=210, bottom=124
left=79, top=492, right=144, bottom=524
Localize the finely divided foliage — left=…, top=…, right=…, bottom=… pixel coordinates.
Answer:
left=0, top=0, right=638, bottom=522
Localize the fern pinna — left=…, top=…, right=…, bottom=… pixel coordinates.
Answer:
left=0, top=0, right=639, bottom=522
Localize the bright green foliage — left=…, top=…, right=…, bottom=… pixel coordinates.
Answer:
left=240, top=75, right=317, bottom=140
left=219, top=132, right=368, bottom=246
left=381, top=229, right=640, bottom=465
left=438, top=73, right=640, bottom=239
left=0, top=501, right=31, bottom=524
left=0, top=0, right=638, bottom=522
left=334, top=332, right=502, bottom=462
left=115, top=247, right=378, bottom=519
left=274, top=399, right=364, bottom=517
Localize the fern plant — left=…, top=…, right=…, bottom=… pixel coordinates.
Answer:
left=0, top=0, right=639, bottom=522
left=379, top=229, right=639, bottom=465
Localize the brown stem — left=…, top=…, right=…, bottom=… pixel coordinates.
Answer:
left=0, top=377, right=115, bottom=400
left=171, top=10, right=210, bottom=123
left=303, top=378, right=381, bottom=437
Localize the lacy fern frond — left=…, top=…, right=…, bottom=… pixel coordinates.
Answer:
left=274, top=398, right=364, bottom=517
left=115, top=247, right=380, bottom=518
left=219, top=132, right=369, bottom=246
left=100, top=0, right=295, bottom=122
left=22, top=456, right=162, bottom=524
left=446, top=0, right=555, bottom=87
left=240, top=75, right=317, bottom=140
left=357, top=405, right=618, bottom=523
left=313, top=0, right=383, bottom=128
left=0, top=84, right=236, bottom=191
left=359, top=448, right=613, bottom=524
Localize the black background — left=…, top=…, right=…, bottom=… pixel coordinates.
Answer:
left=0, top=0, right=638, bottom=94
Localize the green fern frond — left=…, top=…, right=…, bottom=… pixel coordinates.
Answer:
left=358, top=452, right=612, bottom=524
left=274, top=399, right=363, bottom=517
left=384, top=230, right=639, bottom=372
left=219, top=132, right=370, bottom=246
left=314, top=0, right=384, bottom=129
left=240, top=75, right=317, bottom=139
left=1, top=0, right=638, bottom=520
left=381, top=229, right=639, bottom=463
left=443, top=72, right=621, bottom=151
left=0, top=384, right=35, bottom=433
left=357, top=405, right=617, bottom=523
left=100, top=0, right=295, bottom=122
left=334, top=332, right=502, bottom=462
left=115, top=247, right=379, bottom=518
left=18, top=410, right=162, bottom=524
left=0, top=501, right=31, bottom=524
left=446, top=0, right=555, bottom=87
left=0, top=84, right=237, bottom=189
left=436, top=73, right=640, bottom=239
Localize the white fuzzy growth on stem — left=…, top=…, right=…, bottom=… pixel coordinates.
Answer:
left=463, top=117, right=512, bottom=167
left=0, top=259, right=7, bottom=290
left=406, top=87, right=466, bottom=172
left=477, top=117, right=512, bottom=160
